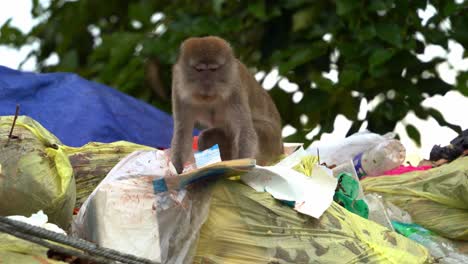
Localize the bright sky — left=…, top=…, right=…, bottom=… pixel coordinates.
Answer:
left=1, top=0, right=467, bottom=161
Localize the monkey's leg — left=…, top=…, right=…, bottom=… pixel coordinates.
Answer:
left=198, top=128, right=232, bottom=161
left=253, top=121, right=283, bottom=165
left=236, top=124, right=258, bottom=160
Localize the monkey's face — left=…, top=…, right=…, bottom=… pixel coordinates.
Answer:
left=178, top=37, right=237, bottom=104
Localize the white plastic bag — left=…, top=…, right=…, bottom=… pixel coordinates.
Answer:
left=306, top=131, right=395, bottom=166
left=73, top=150, right=212, bottom=263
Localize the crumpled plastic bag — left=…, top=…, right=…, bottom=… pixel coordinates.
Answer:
left=0, top=116, right=76, bottom=229
left=306, top=130, right=396, bottom=166
left=362, top=156, right=468, bottom=240
left=73, top=150, right=212, bottom=263
left=194, top=179, right=432, bottom=264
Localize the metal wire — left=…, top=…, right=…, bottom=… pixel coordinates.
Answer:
left=0, top=216, right=159, bottom=264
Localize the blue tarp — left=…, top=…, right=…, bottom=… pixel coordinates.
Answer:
left=0, top=65, right=192, bottom=148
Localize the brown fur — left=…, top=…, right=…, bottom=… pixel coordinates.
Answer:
left=170, top=36, right=283, bottom=173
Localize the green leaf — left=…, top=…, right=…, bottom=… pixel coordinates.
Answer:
left=338, top=42, right=363, bottom=60
left=369, top=0, right=392, bottom=11
left=31, top=0, right=44, bottom=17
left=247, top=1, right=267, bottom=20
left=358, top=25, right=376, bottom=41
left=278, top=42, right=328, bottom=74
left=129, top=2, right=155, bottom=26
left=339, top=93, right=359, bottom=120
left=409, top=0, right=427, bottom=9
left=59, top=50, right=79, bottom=71
left=406, top=124, right=421, bottom=147
left=335, top=0, right=360, bottom=15
left=212, top=0, right=225, bottom=15
left=340, top=64, right=363, bottom=86
left=376, top=23, right=402, bottom=47
left=456, top=72, right=468, bottom=96
left=369, top=49, right=395, bottom=68
left=417, top=78, right=452, bottom=96
left=443, top=0, right=457, bottom=16
left=292, top=7, right=317, bottom=32
left=0, top=19, right=27, bottom=47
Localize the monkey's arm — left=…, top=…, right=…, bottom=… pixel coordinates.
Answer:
left=170, top=96, right=195, bottom=174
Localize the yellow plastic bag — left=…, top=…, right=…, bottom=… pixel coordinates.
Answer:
left=0, top=233, right=66, bottom=264
left=194, top=179, right=432, bottom=264
left=362, top=156, right=468, bottom=240
left=62, top=141, right=153, bottom=207
left=0, top=116, right=75, bottom=229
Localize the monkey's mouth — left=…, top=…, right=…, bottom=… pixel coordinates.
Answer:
left=193, top=94, right=217, bottom=102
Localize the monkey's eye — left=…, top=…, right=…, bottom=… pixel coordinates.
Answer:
left=194, top=63, right=207, bottom=71
left=208, top=63, right=221, bottom=71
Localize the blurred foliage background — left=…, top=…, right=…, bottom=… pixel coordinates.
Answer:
left=1, top=0, right=467, bottom=145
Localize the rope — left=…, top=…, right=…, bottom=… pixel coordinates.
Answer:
left=0, top=216, right=159, bottom=264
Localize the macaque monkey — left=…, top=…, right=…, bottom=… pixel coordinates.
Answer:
left=170, top=36, right=283, bottom=173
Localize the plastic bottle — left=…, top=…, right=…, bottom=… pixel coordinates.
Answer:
left=353, top=139, right=406, bottom=178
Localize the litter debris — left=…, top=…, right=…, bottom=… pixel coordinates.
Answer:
left=362, top=156, right=468, bottom=240
left=63, top=140, right=153, bottom=208
left=194, top=144, right=222, bottom=167
left=383, top=164, right=432, bottom=175
left=241, top=148, right=338, bottom=219
left=364, top=193, right=413, bottom=231
left=334, top=172, right=369, bottom=219
left=353, top=139, right=406, bottom=178
left=430, top=129, right=468, bottom=163
left=332, top=159, right=365, bottom=199
left=392, top=221, right=468, bottom=264
left=306, top=131, right=397, bottom=166
left=0, top=116, right=76, bottom=229
left=74, top=149, right=212, bottom=263
left=193, top=179, right=432, bottom=263
left=0, top=113, right=465, bottom=264
left=7, top=210, right=66, bottom=235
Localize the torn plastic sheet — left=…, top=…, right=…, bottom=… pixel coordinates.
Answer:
left=241, top=149, right=337, bottom=219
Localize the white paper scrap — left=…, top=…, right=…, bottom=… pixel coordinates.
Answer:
left=241, top=157, right=337, bottom=219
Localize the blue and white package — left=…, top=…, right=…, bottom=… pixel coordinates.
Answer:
left=194, top=144, right=222, bottom=168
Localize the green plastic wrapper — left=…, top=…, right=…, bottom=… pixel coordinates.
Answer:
left=0, top=116, right=76, bottom=229
left=334, top=173, right=369, bottom=219
left=362, top=156, right=468, bottom=240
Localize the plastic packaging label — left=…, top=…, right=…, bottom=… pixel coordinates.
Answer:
left=353, top=152, right=367, bottom=179
left=194, top=144, right=222, bottom=168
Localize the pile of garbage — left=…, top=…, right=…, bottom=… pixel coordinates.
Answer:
left=1, top=115, right=467, bottom=263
